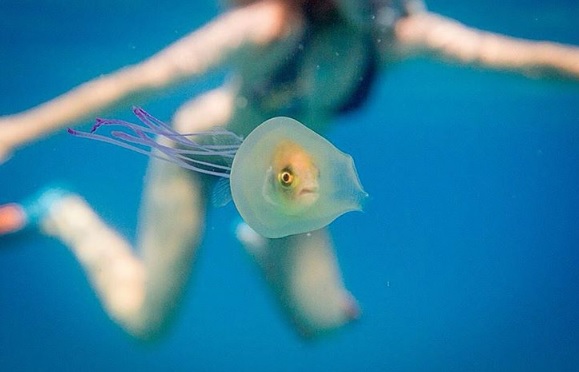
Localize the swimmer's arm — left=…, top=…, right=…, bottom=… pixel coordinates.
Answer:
left=391, top=12, right=579, bottom=81
left=0, top=0, right=289, bottom=162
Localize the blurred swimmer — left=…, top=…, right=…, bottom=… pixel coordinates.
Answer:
left=1, top=0, right=578, bottom=339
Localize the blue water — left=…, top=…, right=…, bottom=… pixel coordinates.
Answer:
left=1, top=1, right=578, bottom=370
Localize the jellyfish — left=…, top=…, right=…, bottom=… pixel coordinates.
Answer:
left=68, top=107, right=368, bottom=238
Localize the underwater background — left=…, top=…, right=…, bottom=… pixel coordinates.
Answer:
left=1, top=0, right=578, bottom=370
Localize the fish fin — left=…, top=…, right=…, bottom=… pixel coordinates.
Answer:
left=211, top=177, right=232, bottom=207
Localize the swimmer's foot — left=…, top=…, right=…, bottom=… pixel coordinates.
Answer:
left=0, top=203, right=27, bottom=235
left=0, top=185, right=74, bottom=236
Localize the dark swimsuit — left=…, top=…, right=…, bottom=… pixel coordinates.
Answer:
left=248, top=7, right=377, bottom=117
left=249, top=0, right=424, bottom=117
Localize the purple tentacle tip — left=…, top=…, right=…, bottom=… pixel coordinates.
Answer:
left=91, top=119, right=107, bottom=133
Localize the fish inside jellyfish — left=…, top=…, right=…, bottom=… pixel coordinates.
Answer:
left=68, top=107, right=368, bottom=238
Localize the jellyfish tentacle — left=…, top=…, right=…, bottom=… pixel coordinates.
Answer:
left=91, top=111, right=242, bottom=156
left=67, top=108, right=242, bottom=178
left=112, top=131, right=233, bottom=177
left=132, top=107, right=243, bottom=151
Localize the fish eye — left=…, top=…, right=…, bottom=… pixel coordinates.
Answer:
left=278, top=167, right=294, bottom=188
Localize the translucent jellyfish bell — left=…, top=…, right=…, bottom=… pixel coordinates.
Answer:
left=69, top=108, right=368, bottom=238
left=231, top=116, right=368, bottom=238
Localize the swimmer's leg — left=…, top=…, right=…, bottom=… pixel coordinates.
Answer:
left=133, top=159, right=212, bottom=338
left=34, top=87, right=236, bottom=339
left=236, top=223, right=359, bottom=338
left=40, top=160, right=211, bottom=339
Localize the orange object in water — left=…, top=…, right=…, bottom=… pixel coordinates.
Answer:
left=0, top=203, right=27, bottom=235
